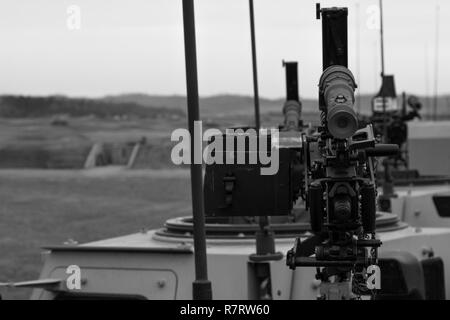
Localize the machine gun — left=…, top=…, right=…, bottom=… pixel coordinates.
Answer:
left=286, top=5, right=399, bottom=300
left=204, top=3, right=399, bottom=300
left=364, top=76, right=423, bottom=211
left=369, top=76, right=422, bottom=170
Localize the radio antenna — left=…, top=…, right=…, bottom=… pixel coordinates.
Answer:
left=425, top=45, right=430, bottom=111
left=248, top=0, right=281, bottom=266
left=249, top=0, right=261, bottom=130
left=182, top=0, right=212, bottom=300
left=379, top=0, right=387, bottom=141
left=356, top=2, right=361, bottom=114
left=377, top=0, right=395, bottom=201
left=433, top=4, right=440, bottom=121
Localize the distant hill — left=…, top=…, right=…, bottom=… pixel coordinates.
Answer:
left=0, top=93, right=448, bottom=119
left=104, top=93, right=317, bottom=117
left=104, top=93, right=450, bottom=118
left=103, top=94, right=187, bottom=111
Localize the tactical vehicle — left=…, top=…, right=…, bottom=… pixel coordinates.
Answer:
left=6, top=2, right=450, bottom=300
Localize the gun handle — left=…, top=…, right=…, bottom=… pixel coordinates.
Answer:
left=365, top=144, right=399, bottom=157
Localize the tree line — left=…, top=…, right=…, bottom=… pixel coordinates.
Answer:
left=0, top=95, right=185, bottom=119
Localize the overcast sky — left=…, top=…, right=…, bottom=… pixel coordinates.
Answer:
left=0, top=0, right=448, bottom=99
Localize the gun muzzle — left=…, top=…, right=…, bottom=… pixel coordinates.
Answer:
left=319, top=65, right=358, bottom=139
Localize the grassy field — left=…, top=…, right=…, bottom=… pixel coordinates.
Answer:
left=0, top=169, right=191, bottom=300
left=0, top=111, right=295, bottom=299
left=0, top=94, right=443, bottom=299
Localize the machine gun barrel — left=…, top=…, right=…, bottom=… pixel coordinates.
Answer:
left=318, top=65, right=358, bottom=139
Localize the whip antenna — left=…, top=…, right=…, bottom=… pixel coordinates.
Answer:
left=182, top=0, right=212, bottom=300
left=249, top=0, right=261, bottom=130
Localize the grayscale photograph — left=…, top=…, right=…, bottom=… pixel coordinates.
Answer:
left=0, top=0, right=449, bottom=308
